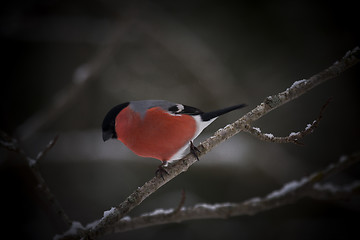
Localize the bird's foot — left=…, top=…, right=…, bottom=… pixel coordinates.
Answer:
left=190, top=141, right=201, bottom=161
left=155, top=162, right=169, bottom=180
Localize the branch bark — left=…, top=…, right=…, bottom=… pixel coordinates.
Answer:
left=56, top=46, right=359, bottom=240
left=103, top=153, right=360, bottom=234
left=55, top=152, right=360, bottom=238
left=243, top=98, right=332, bottom=144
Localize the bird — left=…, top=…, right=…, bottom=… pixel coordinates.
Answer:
left=102, top=100, right=246, bottom=178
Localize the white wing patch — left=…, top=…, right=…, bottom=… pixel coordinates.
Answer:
left=168, top=104, right=185, bottom=116
left=175, top=104, right=184, bottom=113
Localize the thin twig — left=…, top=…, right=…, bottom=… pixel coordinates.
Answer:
left=0, top=132, right=72, bottom=228
left=36, top=134, right=59, bottom=161
left=243, top=98, right=332, bottom=144
left=171, top=189, right=186, bottom=215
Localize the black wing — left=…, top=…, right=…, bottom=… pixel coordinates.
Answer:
left=168, top=104, right=204, bottom=116
left=168, top=103, right=246, bottom=121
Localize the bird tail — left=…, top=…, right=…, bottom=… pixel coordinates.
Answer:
left=200, top=104, right=247, bottom=121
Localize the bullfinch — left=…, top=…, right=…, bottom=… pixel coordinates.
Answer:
left=102, top=100, right=246, bottom=178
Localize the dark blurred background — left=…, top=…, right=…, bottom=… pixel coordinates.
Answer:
left=1, top=0, right=359, bottom=239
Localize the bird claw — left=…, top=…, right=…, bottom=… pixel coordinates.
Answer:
left=190, top=141, right=201, bottom=161
left=155, top=162, right=169, bottom=180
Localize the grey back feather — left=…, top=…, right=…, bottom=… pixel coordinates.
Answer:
left=129, top=100, right=178, bottom=118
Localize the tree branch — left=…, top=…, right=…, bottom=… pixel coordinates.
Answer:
left=243, top=98, right=332, bottom=144
left=35, top=134, right=59, bottom=162
left=111, top=153, right=360, bottom=233
left=0, top=131, right=72, bottom=228
left=309, top=181, right=360, bottom=200
left=82, top=153, right=360, bottom=235
left=56, top=46, right=359, bottom=240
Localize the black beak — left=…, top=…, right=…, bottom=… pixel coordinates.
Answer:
left=102, top=130, right=113, bottom=142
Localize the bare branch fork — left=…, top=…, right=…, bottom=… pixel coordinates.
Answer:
left=52, top=47, right=358, bottom=240
left=243, top=97, right=332, bottom=144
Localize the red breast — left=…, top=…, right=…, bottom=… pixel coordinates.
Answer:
left=115, top=106, right=197, bottom=161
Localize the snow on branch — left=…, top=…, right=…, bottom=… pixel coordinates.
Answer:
left=243, top=98, right=332, bottom=144
left=55, top=47, right=359, bottom=240
left=36, top=134, right=60, bottom=161
left=79, top=153, right=359, bottom=235
left=309, top=181, right=360, bottom=200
